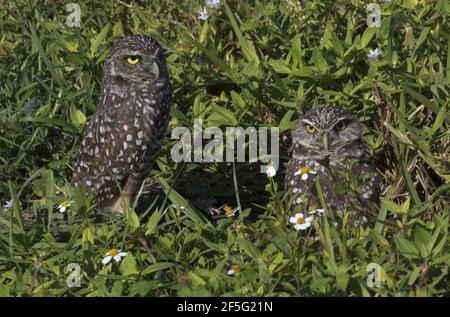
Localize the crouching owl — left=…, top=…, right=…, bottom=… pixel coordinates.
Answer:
left=285, top=106, right=382, bottom=223
left=72, top=35, right=171, bottom=213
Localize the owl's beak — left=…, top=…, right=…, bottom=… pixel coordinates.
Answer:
left=321, top=133, right=329, bottom=150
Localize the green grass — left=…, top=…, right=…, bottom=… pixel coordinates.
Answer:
left=0, top=0, right=449, bottom=296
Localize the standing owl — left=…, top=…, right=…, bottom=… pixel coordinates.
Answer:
left=285, top=106, right=382, bottom=222
left=72, top=35, right=171, bottom=213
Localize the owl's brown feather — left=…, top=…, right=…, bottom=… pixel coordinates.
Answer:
left=285, top=107, right=382, bottom=225
left=72, top=35, right=171, bottom=213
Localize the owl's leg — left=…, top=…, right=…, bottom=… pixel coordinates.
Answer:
left=101, top=193, right=131, bottom=214
left=105, top=173, right=145, bottom=213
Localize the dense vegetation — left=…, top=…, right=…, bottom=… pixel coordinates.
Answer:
left=0, top=0, right=448, bottom=296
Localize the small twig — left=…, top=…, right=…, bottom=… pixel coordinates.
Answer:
left=138, top=236, right=156, bottom=263
left=31, top=256, right=42, bottom=291
left=114, top=0, right=132, bottom=8
left=232, top=161, right=242, bottom=219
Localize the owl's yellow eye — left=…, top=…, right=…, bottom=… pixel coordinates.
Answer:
left=126, top=56, right=140, bottom=65
left=335, top=120, right=347, bottom=131
left=305, top=124, right=316, bottom=134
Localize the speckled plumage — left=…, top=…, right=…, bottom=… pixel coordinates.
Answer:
left=72, top=35, right=171, bottom=213
left=285, top=106, right=381, bottom=223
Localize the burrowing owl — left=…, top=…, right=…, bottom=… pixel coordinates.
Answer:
left=72, top=35, right=171, bottom=213
left=285, top=106, right=382, bottom=222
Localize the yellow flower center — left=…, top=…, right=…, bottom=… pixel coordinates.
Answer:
left=108, top=248, right=118, bottom=256
left=224, top=205, right=234, bottom=216
left=60, top=200, right=70, bottom=208
left=230, top=264, right=240, bottom=272
left=296, top=217, right=306, bottom=225
left=299, top=166, right=310, bottom=174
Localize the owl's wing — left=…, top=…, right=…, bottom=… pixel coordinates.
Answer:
left=329, top=160, right=382, bottom=221
left=352, top=162, right=382, bottom=216
left=72, top=106, right=144, bottom=204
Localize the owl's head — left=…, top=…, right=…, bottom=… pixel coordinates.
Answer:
left=103, top=35, right=167, bottom=85
left=292, top=106, right=363, bottom=152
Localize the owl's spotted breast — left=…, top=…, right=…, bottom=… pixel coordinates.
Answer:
left=285, top=107, right=382, bottom=224
left=72, top=35, right=171, bottom=213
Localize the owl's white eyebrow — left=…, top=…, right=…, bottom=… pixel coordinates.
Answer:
left=125, top=50, right=142, bottom=56
left=300, top=119, right=316, bottom=126
left=333, top=116, right=352, bottom=124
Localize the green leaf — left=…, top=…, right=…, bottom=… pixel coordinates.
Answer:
left=159, top=178, right=207, bottom=225
left=132, top=5, right=159, bottom=30
left=181, top=31, right=242, bottom=83
left=193, top=92, right=207, bottom=118
left=120, top=254, right=138, bottom=276
left=414, top=226, right=432, bottom=247
left=408, top=266, right=421, bottom=286
left=141, top=262, right=174, bottom=276
left=45, top=170, right=54, bottom=232
left=8, top=182, right=24, bottom=236
left=268, top=59, right=291, bottom=74
left=336, top=272, right=349, bottom=291
left=447, top=33, right=450, bottom=83
left=374, top=201, right=388, bottom=234
left=127, top=209, right=140, bottom=230
left=237, top=238, right=262, bottom=260
left=412, top=27, right=431, bottom=57
left=223, top=0, right=260, bottom=65
left=199, top=20, right=209, bottom=44
left=360, top=27, right=377, bottom=49
left=394, top=235, right=420, bottom=258
left=311, top=48, right=328, bottom=71
left=21, top=116, right=78, bottom=133
left=81, top=228, right=94, bottom=247
left=428, top=106, right=446, bottom=135
left=230, top=90, right=246, bottom=109
left=70, top=105, right=86, bottom=127
left=145, top=209, right=160, bottom=236
left=188, top=271, right=206, bottom=285
left=381, top=199, right=402, bottom=214
left=403, top=86, right=450, bottom=123
left=170, top=107, right=190, bottom=125
left=330, top=31, right=344, bottom=56
left=278, top=110, right=296, bottom=133
left=208, top=105, right=238, bottom=126
left=90, top=23, right=110, bottom=58
left=399, top=159, right=421, bottom=205
left=0, top=283, right=10, bottom=296
left=129, top=281, right=157, bottom=296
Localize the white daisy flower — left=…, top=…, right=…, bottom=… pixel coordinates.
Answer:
left=206, top=0, right=220, bottom=8
left=309, top=207, right=325, bottom=216
left=223, top=205, right=239, bottom=217
left=289, top=213, right=313, bottom=231
left=102, top=248, right=128, bottom=265
left=367, top=48, right=381, bottom=60
left=57, top=199, right=72, bottom=213
left=227, top=264, right=240, bottom=275
left=198, top=7, right=209, bottom=21
left=265, top=160, right=276, bottom=178
left=294, top=166, right=317, bottom=181
left=4, top=200, right=13, bottom=210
